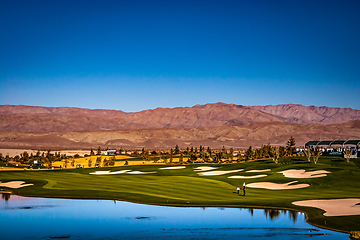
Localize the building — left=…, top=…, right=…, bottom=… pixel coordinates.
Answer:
left=304, top=140, right=360, bottom=158
left=105, top=150, right=118, bottom=156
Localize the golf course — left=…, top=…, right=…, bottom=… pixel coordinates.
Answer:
left=1, top=156, right=360, bottom=234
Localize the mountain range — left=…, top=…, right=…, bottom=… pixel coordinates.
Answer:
left=0, top=103, right=359, bottom=149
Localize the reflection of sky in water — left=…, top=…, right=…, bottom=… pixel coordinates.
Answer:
left=0, top=195, right=348, bottom=240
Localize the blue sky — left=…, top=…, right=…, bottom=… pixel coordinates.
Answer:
left=1, top=0, right=359, bottom=112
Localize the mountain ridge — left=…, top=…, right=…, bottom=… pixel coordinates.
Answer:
left=1, top=120, right=359, bottom=149
left=1, top=103, right=360, bottom=133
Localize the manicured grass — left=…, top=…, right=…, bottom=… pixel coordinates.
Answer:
left=1, top=156, right=360, bottom=233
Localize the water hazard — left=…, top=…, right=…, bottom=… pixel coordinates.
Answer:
left=0, top=193, right=349, bottom=239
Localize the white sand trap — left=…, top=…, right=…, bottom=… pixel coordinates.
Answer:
left=194, top=166, right=218, bottom=171
left=228, top=174, right=267, bottom=179
left=246, top=169, right=271, bottom=173
left=90, top=170, right=130, bottom=175
left=160, top=166, right=186, bottom=170
left=293, top=199, right=360, bottom=216
left=247, top=181, right=309, bottom=190
left=0, top=181, right=33, bottom=188
left=198, top=169, right=244, bottom=176
left=126, top=171, right=156, bottom=174
left=279, top=169, right=330, bottom=178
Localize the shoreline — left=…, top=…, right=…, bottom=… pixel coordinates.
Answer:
left=1, top=156, right=359, bottom=234
left=3, top=192, right=350, bottom=235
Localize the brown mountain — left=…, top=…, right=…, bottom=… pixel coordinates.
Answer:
left=250, top=104, right=360, bottom=125
left=1, top=103, right=359, bottom=133
left=1, top=120, right=359, bottom=150
left=0, top=103, right=284, bottom=132
left=1, top=103, right=359, bottom=150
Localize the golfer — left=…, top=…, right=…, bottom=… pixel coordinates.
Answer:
left=236, top=186, right=240, bottom=195
left=243, top=182, right=246, bottom=196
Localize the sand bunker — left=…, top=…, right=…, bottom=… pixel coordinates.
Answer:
left=246, top=169, right=271, bottom=173
left=159, top=166, right=186, bottom=170
left=194, top=166, right=218, bottom=171
left=198, top=169, right=243, bottom=176
left=0, top=181, right=33, bottom=188
left=247, top=181, right=309, bottom=190
left=125, top=171, right=156, bottom=174
left=279, top=169, right=330, bottom=178
left=293, top=199, right=360, bottom=216
left=228, top=174, right=267, bottom=179
left=90, top=170, right=130, bottom=175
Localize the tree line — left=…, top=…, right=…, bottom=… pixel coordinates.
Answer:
left=3, top=135, right=354, bottom=167
left=0, top=150, right=70, bottom=168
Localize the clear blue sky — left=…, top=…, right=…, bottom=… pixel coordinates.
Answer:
left=1, top=0, right=359, bottom=112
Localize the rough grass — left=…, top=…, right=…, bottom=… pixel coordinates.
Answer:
left=52, top=155, right=188, bottom=168
left=0, top=156, right=359, bottom=233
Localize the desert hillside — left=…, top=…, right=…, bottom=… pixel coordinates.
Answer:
left=1, top=103, right=359, bottom=150
left=251, top=104, right=360, bottom=124
left=1, top=103, right=360, bottom=133
left=1, top=120, right=359, bottom=150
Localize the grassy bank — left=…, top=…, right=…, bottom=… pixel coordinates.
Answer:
left=1, top=156, right=359, bottom=233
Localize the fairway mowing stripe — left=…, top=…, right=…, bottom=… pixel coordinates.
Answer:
left=43, top=180, right=58, bottom=189
left=120, top=190, right=188, bottom=201
left=147, top=185, right=224, bottom=196
left=153, top=184, right=235, bottom=198
left=8, top=172, right=254, bottom=201
left=51, top=180, right=173, bottom=191
left=172, top=182, right=233, bottom=191
left=128, top=187, right=229, bottom=200
left=50, top=175, right=234, bottom=186
left=46, top=178, right=235, bottom=200
left=134, top=188, right=191, bottom=199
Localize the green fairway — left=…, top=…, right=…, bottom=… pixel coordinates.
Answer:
left=1, top=156, right=360, bottom=233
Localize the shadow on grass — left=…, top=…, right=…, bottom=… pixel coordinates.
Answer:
left=331, top=159, right=346, bottom=167
left=278, top=158, right=309, bottom=165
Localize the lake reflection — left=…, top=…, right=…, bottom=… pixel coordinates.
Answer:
left=1, top=192, right=11, bottom=201
left=0, top=194, right=348, bottom=240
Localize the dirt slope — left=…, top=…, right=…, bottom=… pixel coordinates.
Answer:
left=251, top=104, right=360, bottom=124
left=1, top=120, right=359, bottom=150
left=1, top=103, right=359, bottom=133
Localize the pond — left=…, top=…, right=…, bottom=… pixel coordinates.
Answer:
left=0, top=193, right=349, bottom=240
